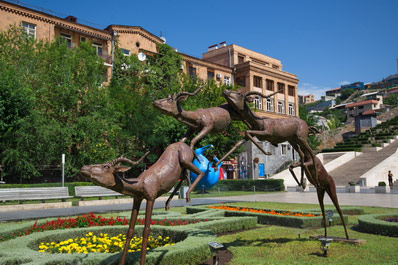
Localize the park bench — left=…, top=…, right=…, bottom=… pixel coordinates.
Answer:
left=74, top=186, right=123, bottom=200
left=0, top=187, right=72, bottom=204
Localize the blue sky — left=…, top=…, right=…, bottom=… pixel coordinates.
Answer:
left=18, top=0, right=398, bottom=99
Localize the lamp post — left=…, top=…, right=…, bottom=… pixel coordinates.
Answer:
left=318, top=237, right=333, bottom=257
left=61, top=154, right=65, bottom=187
left=208, top=242, right=224, bottom=265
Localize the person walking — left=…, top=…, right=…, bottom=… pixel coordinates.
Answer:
left=388, top=170, right=393, bottom=187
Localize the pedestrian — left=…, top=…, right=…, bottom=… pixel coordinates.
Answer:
left=388, top=170, right=393, bottom=187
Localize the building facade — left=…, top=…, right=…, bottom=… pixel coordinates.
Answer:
left=0, top=0, right=300, bottom=180
left=298, top=94, right=315, bottom=105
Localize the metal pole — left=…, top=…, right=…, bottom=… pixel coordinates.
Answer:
left=62, top=154, right=65, bottom=187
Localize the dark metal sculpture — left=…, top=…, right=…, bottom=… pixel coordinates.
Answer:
left=80, top=142, right=204, bottom=265
left=289, top=148, right=349, bottom=239
left=153, top=86, right=246, bottom=151
left=219, top=90, right=318, bottom=187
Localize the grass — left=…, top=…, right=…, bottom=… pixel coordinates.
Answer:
left=1, top=201, right=397, bottom=264
left=210, top=202, right=398, bottom=265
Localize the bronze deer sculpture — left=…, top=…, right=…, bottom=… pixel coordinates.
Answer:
left=153, top=86, right=249, bottom=151
left=80, top=142, right=205, bottom=265
left=218, top=90, right=318, bottom=187
left=289, top=147, right=349, bottom=239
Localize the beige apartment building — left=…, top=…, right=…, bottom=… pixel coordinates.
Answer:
left=0, top=0, right=300, bottom=179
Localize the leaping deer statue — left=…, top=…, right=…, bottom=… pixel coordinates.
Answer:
left=80, top=142, right=205, bottom=265
left=218, top=89, right=319, bottom=188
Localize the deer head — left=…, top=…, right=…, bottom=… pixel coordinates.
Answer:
left=222, top=90, right=246, bottom=111
left=153, top=86, right=203, bottom=116
left=80, top=152, right=149, bottom=188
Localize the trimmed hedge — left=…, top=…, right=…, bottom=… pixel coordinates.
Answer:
left=186, top=206, right=348, bottom=228
left=358, top=214, right=398, bottom=237
left=0, top=182, right=94, bottom=197
left=211, top=179, right=284, bottom=191
left=0, top=225, right=215, bottom=265
left=298, top=207, right=364, bottom=215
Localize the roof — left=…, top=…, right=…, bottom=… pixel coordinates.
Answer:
left=326, top=87, right=341, bottom=92
left=361, top=91, right=380, bottom=97
left=362, top=110, right=376, bottom=115
left=345, top=100, right=379, bottom=108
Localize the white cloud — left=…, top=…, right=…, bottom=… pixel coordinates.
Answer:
left=298, top=82, right=332, bottom=100
left=339, top=81, right=350, bottom=86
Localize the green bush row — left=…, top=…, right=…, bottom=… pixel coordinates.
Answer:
left=0, top=225, right=215, bottom=265
left=211, top=179, right=284, bottom=191
left=358, top=214, right=398, bottom=237
left=321, top=147, right=361, bottom=153
left=0, top=182, right=94, bottom=196
left=300, top=207, right=364, bottom=215
left=186, top=206, right=348, bottom=228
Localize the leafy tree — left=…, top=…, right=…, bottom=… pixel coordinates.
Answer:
left=340, top=88, right=355, bottom=100
left=299, top=106, right=320, bottom=150
left=384, top=94, right=398, bottom=107
left=327, top=114, right=342, bottom=130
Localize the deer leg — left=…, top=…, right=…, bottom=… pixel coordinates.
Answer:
left=120, top=197, right=142, bottom=265
left=183, top=162, right=205, bottom=203
left=316, top=188, right=328, bottom=238
left=180, top=127, right=195, bottom=143
left=290, top=142, right=306, bottom=188
left=216, top=139, right=246, bottom=166
left=140, top=200, right=154, bottom=265
left=325, top=180, right=349, bottom=239
left=245, top=132, right=272, bottom=156
left=165, top=178, right=184, bottom=211
left=289, top=162, right=304, bottom=187
left=189, top=126, right=213, bottom=151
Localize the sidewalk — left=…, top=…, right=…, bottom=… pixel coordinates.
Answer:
left=1, top=192, right=397, bottom=222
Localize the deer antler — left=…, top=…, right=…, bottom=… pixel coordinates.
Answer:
left=111, top=151, right=150, bottom=166
left=244, top=90, right=280, bottom=99
left=175, top=85, right=203, bottom=100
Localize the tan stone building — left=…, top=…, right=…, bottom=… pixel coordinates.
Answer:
left=0, top=0, right=300, bottom=179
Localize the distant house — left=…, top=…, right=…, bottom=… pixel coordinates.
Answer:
left=361, top=91, right=383, bottom=101
left=345, top=99, right=383, bottom=123
left=306, top=99, right=336, bottom=112
left=355, top=110, right=377, bottom=133
left=368, top=74, right=398, bottom=90
left=298, top=94, right=315, bottom=105
left=341, top=81, right=364, bottom=91
left=325, top=87, right=341, bottom=97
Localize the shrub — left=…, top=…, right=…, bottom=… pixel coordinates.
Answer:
left=378, top=182, right=387, bottom=187
left=212, top=179, right=284, bottom=192
left=358, top=214, right=398, bottom=237
left=0, top=226, right=215, bottom=265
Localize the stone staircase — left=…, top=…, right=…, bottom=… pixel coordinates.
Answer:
left=329, top=140, right=398, bottom=186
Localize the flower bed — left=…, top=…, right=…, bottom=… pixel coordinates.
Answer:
left=187, top=206, right=348, bottom=228
left=358, top=214, right=398, bottom=237
left=209, top=205, right=320, bottom=217
left=0, top=213, right=206, bottom=242
left=38, top=231, right=174, bottom=254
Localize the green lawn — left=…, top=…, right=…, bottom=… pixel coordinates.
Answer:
left=1, top=201, right=397, bottom=264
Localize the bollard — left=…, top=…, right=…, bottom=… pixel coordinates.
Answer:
left=218, top=187, right=220, bottom=197
left=253, top=186, right=256, bottom=194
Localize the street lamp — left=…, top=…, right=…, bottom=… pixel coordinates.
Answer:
left=318, top=237, right=333, bottom=257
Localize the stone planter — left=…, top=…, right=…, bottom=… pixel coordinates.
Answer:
left=375, top=186, right=390, bottom=194
left=346, top=185, right=360, bottom=193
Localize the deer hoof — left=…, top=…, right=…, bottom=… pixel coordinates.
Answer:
left=165, top=205, right=170, bottom=211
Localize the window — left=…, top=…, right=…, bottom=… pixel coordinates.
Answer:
left=277, top=83, right=285, bottom=94
left=121, top=48, right=130, bottom=56
left=238, top=55, right=244, bottom=64
left=272, top=65, right=280, bottom=70
left=207, top=70, right=214, bottom=80
left=278, top=101, right=285, bottom=114
left=358, top=106, right=364, bottom=109
left=281, top=144, right=287, bottom=155
left=266, top=98, right=274, bottom=112
left=254, top=97, right=263, bottom=110
left=80, top=36, right=87, bottom=43
left=288, top=103, right=295, bottom=116
left=92, top=43, right=103, bottom=56
left=266, top=79, right=274, bottom=91
left=60, top=33, right=72, bottom=48
left=236, top=76, right=246, bottom=87
left=224, top=76, right=231, bottom=85
left=253, top=76, right=262, bottom=88
left=188, top=65, right=196, bottom=78
left=288, top=85, right=295, bottom=96
left=22, top=21, right=36, bottom=39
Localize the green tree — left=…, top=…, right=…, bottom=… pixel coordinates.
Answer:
left=298, top=106, right=320, bottom=150
left=384, top=94, right=398, bottom=107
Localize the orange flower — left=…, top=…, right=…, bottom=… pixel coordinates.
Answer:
left=208, top=206, right=319, bottom=217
